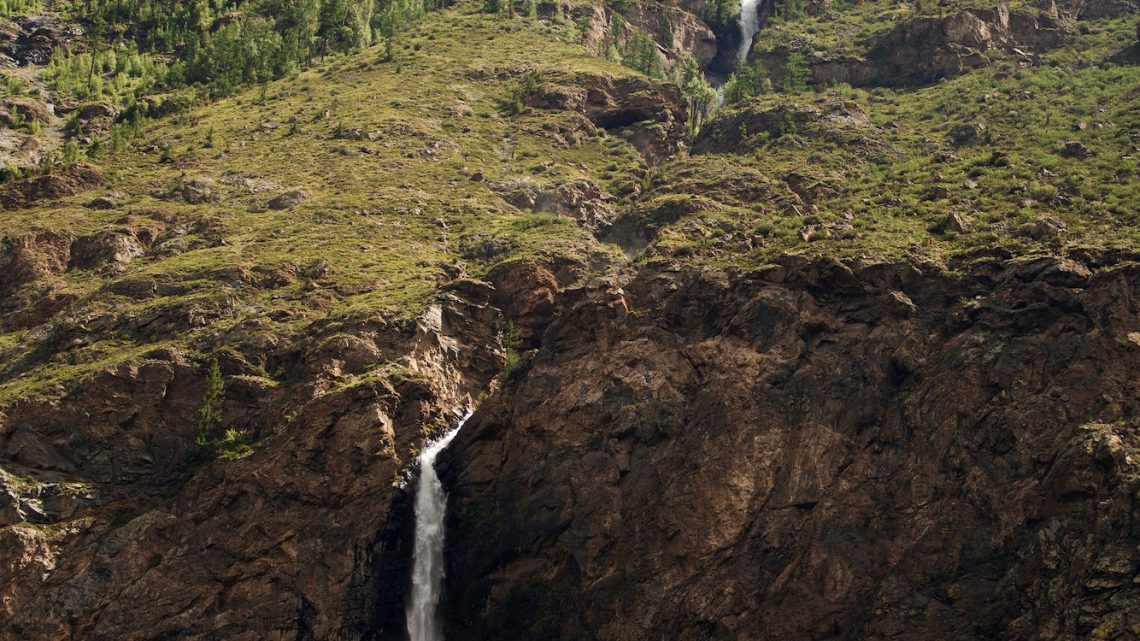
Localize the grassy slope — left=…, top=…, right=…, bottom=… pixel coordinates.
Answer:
left=1, top=0, right=1137, bottom=400
left=0, top=5, right=638, bottom=401
left=636, top=11, right=1139, bottom=267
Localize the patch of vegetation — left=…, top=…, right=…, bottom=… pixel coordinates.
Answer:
left=632, top=15, right=1140, bottom=269
left=0, top=3, right=643, bottom=402
left=703, top=0, right=739, bottom=33
left=501, top=321, right=521, bottom=379
left=672, top=54, right=717, bottom=134
left=43, top=43, right=169, bottom=106
left=195, top=356, right=224, bottom=449
left=0, top=0, right=37, bottom=15
left=722, top=57, right=771, bottom=106
left=621, top=31, right=663, bottom=78
left=216, top=428, right=256, bottom=460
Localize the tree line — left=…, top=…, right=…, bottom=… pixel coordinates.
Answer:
left=53, top=0, right=433, bottom=100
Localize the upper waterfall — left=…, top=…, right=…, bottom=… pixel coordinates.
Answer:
left=738, top=0, right=763, bottom=62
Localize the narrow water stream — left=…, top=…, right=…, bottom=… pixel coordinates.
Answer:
left=406, top=409, right=473, bottom=641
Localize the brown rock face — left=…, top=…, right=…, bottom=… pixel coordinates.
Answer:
left=490, top=177, right=616, bottom=234
left=760, top=7, right=1070, bottom=88
left=0, top=284, right=509, bottom=641
left=70, top=103, right=120, bottom=136
left=444, top=257, right=1140, bottom=641
left=523, top=71, right=688, bottom=164
left=485, top=260, right=560, bottom=346
left=0, top=229, right=72, bottom=295
left=0, top=163, right=106, bottom=209
left=620, top=2, right=718, bottom=67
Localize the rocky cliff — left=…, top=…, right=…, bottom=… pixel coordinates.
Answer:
left=1, top=284, right=505, bottom=640
left=444, top=255, right=1140, bottom=641
left=0, top=0, right=1137, bottom=638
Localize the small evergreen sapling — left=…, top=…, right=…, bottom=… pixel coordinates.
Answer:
left=196, top=357, right=224, bottom=448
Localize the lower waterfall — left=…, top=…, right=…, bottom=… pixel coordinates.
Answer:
left=406, top=409, right=473, bottom=641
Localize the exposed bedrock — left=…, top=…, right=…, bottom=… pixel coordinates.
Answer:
left=444, top=255, right=1140, bottom=641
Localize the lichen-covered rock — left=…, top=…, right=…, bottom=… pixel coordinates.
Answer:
left=69, top=230, right=146, bottom=271
left=178, top=176, right=219, bottom=204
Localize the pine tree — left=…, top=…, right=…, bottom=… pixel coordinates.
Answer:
left=781, top=52, right=810, bottom=93
left=672, top=54, right=716, bottom=135
left=196, top=357, right=224, bottom=447
left=723, top=57, right=771, bottom=105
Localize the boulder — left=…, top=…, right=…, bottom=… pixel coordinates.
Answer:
left=179, top=176, right=219, bottom=204
left=265, top=188, right=310, bottom=210
left=69, top=230, right=146, bottom=271
left=933, top=211, right=974, bottom=234
left=71, top=102, right=120, bottom=135
left=1059, top=140, right=1093, bottom=158
left=949, top=121, right=988, bottom=146
left=1028, top=215, right=1068, bottom=239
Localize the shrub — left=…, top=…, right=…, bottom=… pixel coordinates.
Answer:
left=781, top=52, right=810, bottom=92
left=195, top=357, right=224, bottom=447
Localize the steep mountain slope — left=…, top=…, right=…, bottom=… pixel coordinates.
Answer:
left=445, top=257, right=1140, bottom=640
left=0, top=0, right=1137, bottom=638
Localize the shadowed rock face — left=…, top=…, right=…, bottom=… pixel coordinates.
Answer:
left=443, top=256, right=1140, bottom=641
left=0, top=284, right=510, bottom=641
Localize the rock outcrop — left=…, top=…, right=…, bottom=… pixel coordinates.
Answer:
left=760, top=7, right=1070, bottom=88
left=490, top=177, right=616, bottom=234
left=0, top=15, right=84, bottom=67
left=444, top=256, right=1140, bottom=641
left=0, top=163, right=106, bottom=209
left=0, top=282, right=512, bottom=641
left=692, top=100, right=888, bottom=157
left=523, top=71, right=688, bottom=164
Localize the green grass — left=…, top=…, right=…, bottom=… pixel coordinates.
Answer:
left=626, top=15, right=1139, bottom=268
left=0, top=4, right=645, bottom=402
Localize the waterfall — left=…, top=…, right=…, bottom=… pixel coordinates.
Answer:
left=406, top=409, right=472, bottom=641
left=738, top=0, right=762, bottom=62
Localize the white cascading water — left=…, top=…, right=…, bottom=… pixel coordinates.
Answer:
left=406, top=409, right=473, bottom=641
left=738, top=0, right=763, bottom=62
left=716, top=0, right=764, bottom=104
